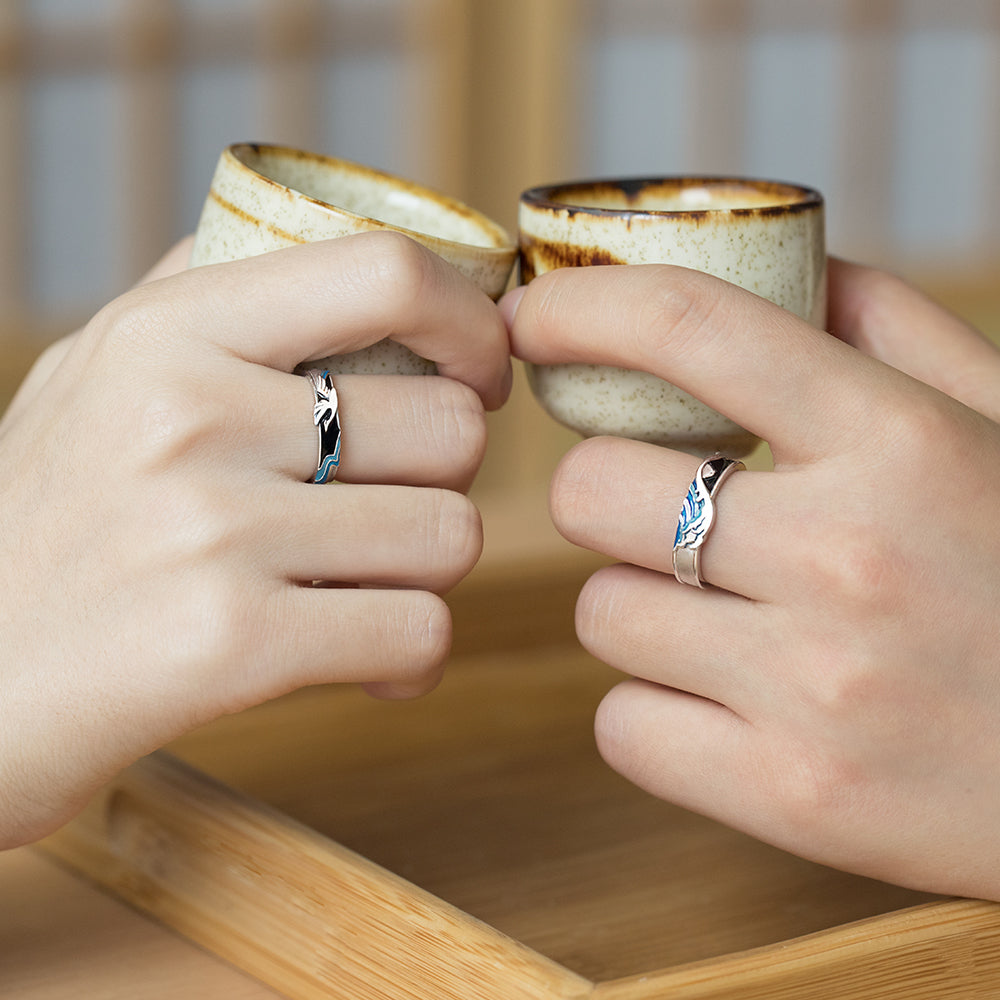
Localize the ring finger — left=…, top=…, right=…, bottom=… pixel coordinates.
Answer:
left=550, top=435, right=801, bottom=601
left=237, top=368, right=488, bottom=491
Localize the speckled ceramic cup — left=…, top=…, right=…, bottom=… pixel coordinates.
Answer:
left=519, top=177, right=826, bottom=456
left=191, top=143, right=516, bottom=375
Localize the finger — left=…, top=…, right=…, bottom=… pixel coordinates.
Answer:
left=297, top=374, right=487, bottom=490
left=594, top=678, right=871, bottom=872
left=550, top=436, right=808, bottom=600
left=827, top=258, right=1000, bottom=419
left=210, top=368, right=487, bottom=491
left=264, top=482, right=482, bottom=593
left=157, top=231, right=511, bottom=410
left=576, top=563, right=778, bottom=712
left=595, top=678, right=766, bottom=830
left=226, top=585, right=453, bottom=706
left=503, top=265, right=895, bottom=461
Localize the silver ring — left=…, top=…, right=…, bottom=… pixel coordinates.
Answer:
left=305, top=368, right=341, bottom=483
left=672, top=455, right=744, bottom=588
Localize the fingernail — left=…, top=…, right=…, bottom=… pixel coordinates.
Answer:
left=498, top=285, right=527, bottom=328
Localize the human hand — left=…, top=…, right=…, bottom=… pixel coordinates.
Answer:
left=0, top=231, right=509, bottom=848
left=1, top=237, right=198, bottom=427
left=503, top=259, right=1000, bottom=900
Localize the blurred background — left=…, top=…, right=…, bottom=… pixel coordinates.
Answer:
left=1, top=0, right=998, bottom=500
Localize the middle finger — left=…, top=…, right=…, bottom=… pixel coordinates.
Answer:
left=263, top=480, right=483, bottom=592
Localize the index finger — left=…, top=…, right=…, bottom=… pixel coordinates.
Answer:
left=502, top=264, right=895, bottom=458
left=124, top=231, right=512, bottom=411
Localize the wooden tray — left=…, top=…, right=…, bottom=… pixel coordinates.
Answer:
left=39, top=495, right=1000, bottom=998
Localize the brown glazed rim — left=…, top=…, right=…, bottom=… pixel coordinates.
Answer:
left=521, top=175, right=824, bottom=218
left=228, top=142, right=515, bottom=253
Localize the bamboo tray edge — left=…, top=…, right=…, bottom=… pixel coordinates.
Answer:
left=35, top=516, right=1000, bottom=998
left=38, top=752, right=1000, bottom=999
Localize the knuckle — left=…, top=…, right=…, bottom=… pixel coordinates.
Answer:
left=795, top=627, right=893, bottom=735
left=90, top=284, right=174, bottom=355
left=635, top=266, right=727, bottom=367
left=879, top=393, right=961, bottom=461
left=593, top=685, right=632, bottom=765
left=805, top=649, right=878, bottom=723
left=431, top=379, right=488, bottom=480
left=799, top=518, right=907, bottom=621
left=131, top=383, right=219, bottom=471
left=523, top=269, right=574, bottom=338
left=0, top=762, right=66, bottom=849
left=32, top=333, right=75, bottom=372
left=353, top=229, right=440, bottom=306
left=593, top=680, right=673, bottom=791
left=773, top=742, right=865, bottom=835
left=84, top=289, right=226, bottom=473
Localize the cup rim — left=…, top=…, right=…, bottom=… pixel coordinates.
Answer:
left=520, top=175, right=824, bottom=218
left=226, top=142, right=515, bottom=255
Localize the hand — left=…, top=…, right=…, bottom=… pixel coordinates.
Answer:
left=503, top=259, right=1000, bottom=900
left=0, top=231, right=510, bottom=848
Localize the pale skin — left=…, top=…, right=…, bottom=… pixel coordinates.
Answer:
left=5, top=235, right=1000, bottom=906
left=502, top=260, right=1000, bottom=902
left=0, top=231, right=511, bottom=849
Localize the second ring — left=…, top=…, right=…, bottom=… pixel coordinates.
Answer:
left=672, top=455, right=744, bottom=588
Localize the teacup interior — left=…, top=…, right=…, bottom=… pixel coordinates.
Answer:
left=236, top=145, right=509, bottom=249
left=545, top=178, right=817, bottom=214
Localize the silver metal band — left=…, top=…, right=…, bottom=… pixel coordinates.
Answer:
left=672, top=455, right=744, bottom=588
left=305, top=368, right=341, bottom=484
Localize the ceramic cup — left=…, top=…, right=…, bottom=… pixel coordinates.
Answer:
left=518, top=176, right=826, bottom=456
left=191, top=143, right=517, bottom=375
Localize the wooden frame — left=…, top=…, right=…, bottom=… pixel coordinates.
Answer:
left=39, top=750, right=1000, bottom=1000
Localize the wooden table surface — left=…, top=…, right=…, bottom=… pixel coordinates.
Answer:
left=3, top=273, right=999, bottom=998
left=0, top=846, right=285, bottom=999
left=0, top=488, right=966, bottom=1000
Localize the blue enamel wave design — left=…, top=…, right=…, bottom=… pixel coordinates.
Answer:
left=674, top=483, right=708, bottom=547
left=314, top=411, right=341, bottom=484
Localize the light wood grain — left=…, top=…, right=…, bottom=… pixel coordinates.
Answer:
left=33, top=482, right=1000, bottom=998
left=0, top=847, right=284, bottom=999
left=43, top=626, right=1000, bottom=998
left=592, top=900, right=1000, bottom=1000
left=162, top=644, right=942, bottom=984
left=40, top=751, right=591, bottom=1000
